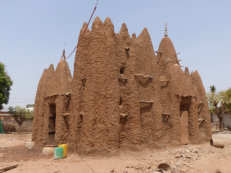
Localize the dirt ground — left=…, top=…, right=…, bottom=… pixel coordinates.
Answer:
left=0, top=132, right=231, bottom=173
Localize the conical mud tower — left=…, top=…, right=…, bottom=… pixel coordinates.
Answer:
left=32, top=50, right=72, bottom=145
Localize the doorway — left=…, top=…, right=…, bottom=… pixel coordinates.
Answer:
left=47, top=104, right=56, bottom=145
left=180, top=96, right=191, bottom=145
left=180, top=111, right=189, bottom=144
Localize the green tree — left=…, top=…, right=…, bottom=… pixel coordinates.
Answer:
left=226, top=88, right=231, bottom=112
left=8, top=106, right=33, bottom=133
left=26, top=104, right=34, bottom=108
left=207, top=86, right=231, bottom=131
left=0, top=62, right=13, bottom=110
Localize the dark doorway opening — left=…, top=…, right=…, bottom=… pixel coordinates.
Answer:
left=47, top=104, right=56, bottom=145
left=120, top=67, right=125, bottom=74
left=180, top=96, right=191, bottom=145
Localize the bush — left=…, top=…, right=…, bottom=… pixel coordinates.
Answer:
left=2, top=122, right=16, bottom=133
left=8, top=106, right=33, bottom=132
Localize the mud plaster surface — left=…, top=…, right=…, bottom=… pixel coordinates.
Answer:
left=32, top=17, right=211, bottom=154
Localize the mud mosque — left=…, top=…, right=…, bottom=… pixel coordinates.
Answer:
left=32, top=17, right=211, bottom=153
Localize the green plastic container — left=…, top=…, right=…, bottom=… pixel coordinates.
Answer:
left=54, top=147, right=63, bottom=159
left=0, top=120, right=5, bottom=134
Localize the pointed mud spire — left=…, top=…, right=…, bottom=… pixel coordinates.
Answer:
left=193, top=70, right=200, bottom=78
left=138, top=28, right=151, bottom=40
left=55, top=55, right=72, bottom=94
left=45, top=64, right=55, bottom=90
left=78, top=22, right=90, bottom=42
left=137, top=28, right=154, bottom=52
left=119, top=23, right=129, bottom=38
left=120, top=23, right=128, bottom=32
left=91, top=16, right=103, bottom=30
left=104, top=17, right=115, bottom=33
left=158, top=23, right=177, bottom=61
left=80, top=22, right=89, bottom=33
left=93, top=16, right=103, bottom=25
left=104, top=17, right=113, bottom=26
left=164, top=23, right=168, bottom=37
left=48, top=64, right=55, bottom=72
left=185, top=67, right=190, bottom=76
left=37, top=68, right=48, bottom=92
left=61, top=49, right=66, bottom=60
left=190, top=70, right=199, bottom=78
left=191, top=70, right=203, bottom=87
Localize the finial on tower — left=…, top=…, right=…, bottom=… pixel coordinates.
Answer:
left=61, top=49, right=66, bottom=59
left=164, top=23, right=168, bottom=37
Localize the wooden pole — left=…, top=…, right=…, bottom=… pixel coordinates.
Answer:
left=0, top=164, right=18, bottom=173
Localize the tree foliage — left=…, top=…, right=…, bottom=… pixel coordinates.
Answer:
left=0, top=62, right=13, bottom=110
left=207, top=85, right=231, bottom=131
left=8, top=106, right=33, bottom=132
left=26, top=104, right=34, bottom=108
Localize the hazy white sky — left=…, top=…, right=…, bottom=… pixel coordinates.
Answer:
left=1, top=0, right=231, bottom=109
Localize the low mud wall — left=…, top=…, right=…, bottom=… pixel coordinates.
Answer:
left=2, top=119, right=33, bottom=132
